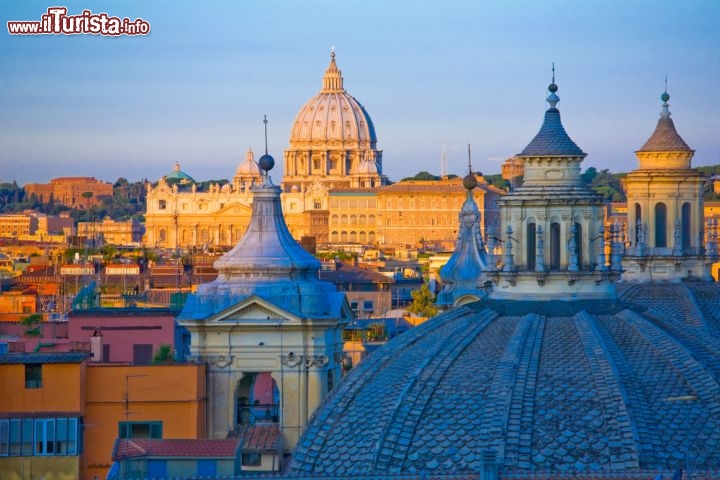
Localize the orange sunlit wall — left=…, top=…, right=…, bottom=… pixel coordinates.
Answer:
left=0, top=362, right=85, bottom=414
left=83, top=364, right=207, bottom=480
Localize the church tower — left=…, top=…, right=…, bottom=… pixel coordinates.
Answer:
left=490, top=75, right=621, bottom=299
left=622, top=89, right=711, bottom=281
left=178, top=138, right=351, bottom=452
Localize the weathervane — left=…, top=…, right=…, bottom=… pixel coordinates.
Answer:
left=552, top=62, right=555, bottom=84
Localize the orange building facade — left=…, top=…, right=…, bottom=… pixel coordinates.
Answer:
left=0, top=352, right=206, bottom=480
left=25, top=177, right=113, bottom=209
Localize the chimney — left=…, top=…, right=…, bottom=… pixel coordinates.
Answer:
left=90, top=328, right=103, bottom=362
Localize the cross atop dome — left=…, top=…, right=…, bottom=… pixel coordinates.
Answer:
left=322, top=50, right=344, bottom=92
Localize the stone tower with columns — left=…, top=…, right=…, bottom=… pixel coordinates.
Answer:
left=178, top=143, right=351, bottom=452
left=622, top=89, right=713, bottom=281
left=489, top=76, right=622, bottom=299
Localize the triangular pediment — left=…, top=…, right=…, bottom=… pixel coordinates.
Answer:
left=214, top=201, right=252, bottom=216
left=206, top=295, right=301, bottom=324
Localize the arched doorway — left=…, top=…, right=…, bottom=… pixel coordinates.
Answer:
left=236, top=372, right=279, bottom=426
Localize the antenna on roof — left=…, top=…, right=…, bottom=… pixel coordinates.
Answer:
left=263, top=115, right=269, bottom=155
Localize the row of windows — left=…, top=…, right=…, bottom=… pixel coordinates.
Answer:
left=329, top=199, right=378, bottom=209
left=0, top=418, right=81, bottom=457
left=634, top=202, right=693, bottom=249
left=330, top=214, right=376, bottom=226
left=330, top=231, right=377, bottom=243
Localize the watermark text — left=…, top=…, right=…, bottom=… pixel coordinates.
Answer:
left=8, top=7, right=150, bottom=36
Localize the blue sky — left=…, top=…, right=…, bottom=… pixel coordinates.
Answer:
left=1, top=0, right=719, bottom=185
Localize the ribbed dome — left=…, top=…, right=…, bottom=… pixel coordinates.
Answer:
left=164, top=161, right=195, bottom=184
left=293, top=282, right=720, bottom=477
left=357, top=159, right=379, bottom=174
left=289, top=52, right=377, bottom=149
left=235, top=148, right=261, bottom=176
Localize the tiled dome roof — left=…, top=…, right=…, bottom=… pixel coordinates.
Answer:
left=519, top=108, right=584, bottom=157
left=637, top=95, right=692, bottom=152
left=289, top=52, right=377, bottom=149
left=292, top=282, right=720, bottom=477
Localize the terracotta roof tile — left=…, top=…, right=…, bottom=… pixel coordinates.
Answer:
left=112, top=438, right=239, bottom=460
left=235, top=424, right=282, bottom=452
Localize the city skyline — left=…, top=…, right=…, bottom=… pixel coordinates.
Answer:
left=1, top=0, right=719, bottom=186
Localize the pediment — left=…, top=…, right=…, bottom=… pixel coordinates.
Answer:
left=215, top=201, right=252, bottom=216
left=206, top=295, right=301, bottom=324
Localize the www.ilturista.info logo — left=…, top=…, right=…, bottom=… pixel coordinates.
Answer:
left=7, top=7, right=150, bottom=36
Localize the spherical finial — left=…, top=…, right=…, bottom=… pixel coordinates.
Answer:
left=661, top=91, right=670, bottom=103
left=463, top=173, right=478, bottom=191
left=548, top=83, right=558, bottom=93
left=258, top=154, right=275, bottom=173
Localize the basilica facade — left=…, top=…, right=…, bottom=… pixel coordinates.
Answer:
left=143, top=53, right=502, bottom=250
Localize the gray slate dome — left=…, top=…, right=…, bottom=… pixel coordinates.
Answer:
left=293, top=282, right=720, bottom=477
left=178, top=166, right=344, bottom=321
left=519, top=83, right=585, bottom=157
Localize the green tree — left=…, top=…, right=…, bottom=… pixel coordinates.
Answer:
left=152, top=344, right=175, bottom=364
left=407, top=283, right=438, bottom=318
left=401, top=171, right=439, bottom=181
left=20, top=313, right=43, bottom=337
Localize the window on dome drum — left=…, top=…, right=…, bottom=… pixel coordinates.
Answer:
left=682, top=202, right=691, bottom=249
left=550, top=223, right=561, bottom=270
left=119, top=421, right=162, bottom=439
left=527, top=223, right=536, bottom=270
left=655, top=203, right=667, bottom=248
left=25, top=363, right=42, bottom=388
left=574, top=223, right=583, bottom=269
left=634, top=203, right=642, bottom=243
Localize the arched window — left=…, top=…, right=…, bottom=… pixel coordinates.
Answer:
left=350, top=231, right=357, bottom=242
left=331, top=231, right=339, bottom=243
left=368, top=231, right=376, bottom=243
left=682, top=202, right=691, bottom=250
left=574, top=222, right=583, bottom=269
left=527, top=223, right=536, bottom=270
left=331, top=214, right=339, bottom=225
left=368, top=215, right=376, bottom=225
left=340, top=215, right=348, bottom=226
left=359, top=231, right=367, bottom=243
left=634, top=203, right=642, bottom=241
left=655, top=203, right=667, bottom=248
left=340, top=231, right=348, bottom=242
left=550, top=223, right=561, bottom=270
